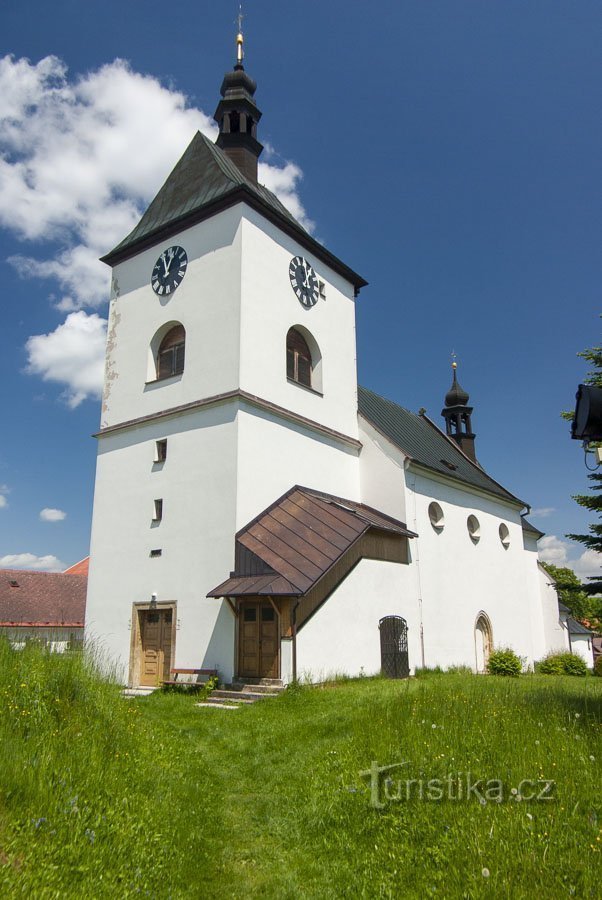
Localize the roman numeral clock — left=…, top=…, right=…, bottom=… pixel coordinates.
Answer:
left=151, top=246, right=188, bottom=296
left=289, top=256, right=319, bottom=309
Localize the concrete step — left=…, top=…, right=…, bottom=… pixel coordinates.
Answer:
left=121, top=686, right=158, bottom=699
left=228, top=682, right=285, bottom=694
left=233, top=677, right=284, bottom=687
left=211, top=689, right=278, bottom=702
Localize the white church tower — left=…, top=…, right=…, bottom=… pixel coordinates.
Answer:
left=85, top=30, right=401, bottom=687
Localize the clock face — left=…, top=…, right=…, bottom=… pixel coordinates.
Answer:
left=151, top=246, right=188, bottom=296
left=289, top=255, right=319, bottom=309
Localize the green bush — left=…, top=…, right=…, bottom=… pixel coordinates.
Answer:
left=594, top=654, right=602, bottom=677
left=536, top=651, right=587, bottom=676
left=486, top=647, right=522, bottom=677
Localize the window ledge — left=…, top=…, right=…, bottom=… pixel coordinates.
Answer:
left=287, top=377, right=323, bottom=397
left=144, top=374, right=183, bottom=389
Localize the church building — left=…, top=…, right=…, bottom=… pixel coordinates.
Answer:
left=85, top=32, right=565, bottom=686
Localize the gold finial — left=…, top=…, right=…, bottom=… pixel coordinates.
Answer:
left=451, top=350, right=457, bottom=370
left=236, top=4, right=244, bottom=64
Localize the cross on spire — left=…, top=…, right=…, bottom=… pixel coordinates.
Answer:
left=236, top=4, right=244, bottom=64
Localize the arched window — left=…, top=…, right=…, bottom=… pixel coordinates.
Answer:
left=157, top=324, right=185, bottom=380
left=287, top=327, right=312, bottom=388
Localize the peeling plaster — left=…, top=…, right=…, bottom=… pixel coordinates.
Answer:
left=102, top=298, right=121, bottom=423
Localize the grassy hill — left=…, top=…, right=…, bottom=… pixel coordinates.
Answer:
left=0, top=641, right=600, bottom=897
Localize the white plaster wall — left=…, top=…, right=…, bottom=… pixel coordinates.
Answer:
left=85, top=403, right=241, bottom=684
left=235, top=403, right=361, bottom=530
left=0, top=626, right=84, bottom=652
left=537, top=564, right=567, bottom=656
left=407, top=469, right=540, bottom=670
left=569, top=634, right=594, bottom=668
left=101, top=207, right=244, bottom=429
left=295, top=559, right=419, bottom=682
left=238, top=210, right=359, bottom=440
left=358, top=417, right=408, bottom=523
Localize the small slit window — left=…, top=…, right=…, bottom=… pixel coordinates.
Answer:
left=157, top=324, right=185, bottom=380
left=467, top=515, right=481, bottom=544
left=150, top=548, right=162, bottom=558
left=155, top=439, right=167, bottom=463
left=499, top=523, right=510, bottom=548
left=428, top=502, right=444, bottom=532
left=152, top=499, right=163, bottom=523
left=287, top=327, right=312, bottom=388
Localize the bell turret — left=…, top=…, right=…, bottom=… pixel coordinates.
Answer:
left=441, top=361, right=477, bottom=462
left=213, top=23, right=263, bottom=183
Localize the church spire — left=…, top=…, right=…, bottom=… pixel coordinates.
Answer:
left=441, top=358, right=477, bottom=462
left=214, top=9, right=263, bottom=183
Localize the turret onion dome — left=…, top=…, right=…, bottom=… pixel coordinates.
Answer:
left=445, top=363, right=470, bottom=407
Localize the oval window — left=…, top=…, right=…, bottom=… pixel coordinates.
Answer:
left=467, top=514, right=480, bottom=543
left=428, top=502, right=444, bottom=531
left=499, top=523, right=510, bottom=548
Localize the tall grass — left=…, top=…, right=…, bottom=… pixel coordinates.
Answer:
left=0, top=640, right=600, bottom=897
left=0, top=639, right=207, bottom=896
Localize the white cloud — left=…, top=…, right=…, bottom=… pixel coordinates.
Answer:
left=0, top=54, right=311, bottom=405
left=538, top=534, right=601, bottom=581
left=0, top=497, right=7, bottom=509
left=0, top=553, right=66, bottom=572
left=530, top=507, right=555, bottom=518
left=26, top=311, right=107, bottom=407
left=39, top=507, right=67, bottom=522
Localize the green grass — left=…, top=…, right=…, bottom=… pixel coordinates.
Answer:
left=0, top=641, right=600, bottom=898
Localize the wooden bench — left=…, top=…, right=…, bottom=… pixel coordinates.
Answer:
left=162, top=668, right=218, bottom=689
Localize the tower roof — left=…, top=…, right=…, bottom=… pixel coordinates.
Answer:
left=444, top=366, right=470, bottom=407
left=101, top=131, right=367, bottom=291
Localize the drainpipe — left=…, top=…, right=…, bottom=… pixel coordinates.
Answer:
left=406, top=463, right=426, bottom=668
left=292, top=601, right=299, bottom=683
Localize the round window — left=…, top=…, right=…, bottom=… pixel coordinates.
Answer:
left=499, top=523, right=510, bottom=548
left=467, top=514, right=481, bottom=543
left=428, top=502, right=444, bottom=531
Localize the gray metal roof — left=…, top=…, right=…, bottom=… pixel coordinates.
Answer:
left=358, top=386, right=523, bottom=505
left=101, top=132, right=367, bottom=290
left=567, top=616, right=593, bottom=635
left=105, top=132, right=301, bottom=259
left=522, top=516, right=545, bottom=539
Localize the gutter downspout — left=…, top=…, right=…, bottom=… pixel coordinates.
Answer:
left=292, top=600, right=299, bottom=683
left=406, top=461, right=426, bottom=669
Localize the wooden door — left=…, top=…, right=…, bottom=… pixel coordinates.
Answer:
left=239, top=601, right=279, bottom=679
left=140, top=608, right=173, bottom=686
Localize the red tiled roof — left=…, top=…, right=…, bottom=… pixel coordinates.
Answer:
left=0, top=569, right=87, bottom=627
left=208, top=486, right=416, bottom=598
left=63, top=557, right=89, bottom=576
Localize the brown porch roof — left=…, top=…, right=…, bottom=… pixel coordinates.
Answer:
left=207, top=486, right=416, bottom=598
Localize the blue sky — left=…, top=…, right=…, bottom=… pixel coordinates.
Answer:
left=0, top=0, right=600, bottom=578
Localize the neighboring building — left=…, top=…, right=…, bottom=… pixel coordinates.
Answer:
left=0, top=562, right=88, bottom=651
left=85, top=34, right=566, bottom=686
left=558, top=602, right=595, bottom=668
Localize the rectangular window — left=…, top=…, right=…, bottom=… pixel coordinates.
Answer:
left=155, top=439, right=167, bottom=462
left=150, top=549, right=162, bottom=558
left=153, top=499, right=163, bottom=522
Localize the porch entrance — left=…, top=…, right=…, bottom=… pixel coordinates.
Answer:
left=238, top=600, right=279, bottom=679
left=139, top=608, right=173, bottom=686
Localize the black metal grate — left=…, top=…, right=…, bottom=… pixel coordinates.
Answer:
left=379, top=615, right=409, bottom=679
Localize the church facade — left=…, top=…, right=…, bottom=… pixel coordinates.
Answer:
left=85, top=39, right=565, bottom=686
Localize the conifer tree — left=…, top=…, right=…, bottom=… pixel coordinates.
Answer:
left=566, top=332, right=602, bottom=596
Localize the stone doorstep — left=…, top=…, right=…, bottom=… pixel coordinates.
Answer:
left=210, top=689, right=278, bottom=702
left=195, top=701, right=241, bottom=710
left=121, top=686, right=158, bottom=698
left=228, top=682, right=285, bottom=694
